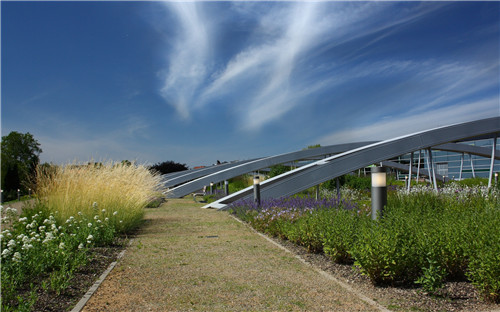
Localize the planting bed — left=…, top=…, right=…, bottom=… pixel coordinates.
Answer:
left=25, top=242, right=126, bottom=312
left=274, top=237, right=496, bottom=312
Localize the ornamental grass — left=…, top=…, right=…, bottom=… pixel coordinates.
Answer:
left=35, top=161, right=162, bottom=233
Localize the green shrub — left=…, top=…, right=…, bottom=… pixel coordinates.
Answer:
left=321, top=208, right=366, bottom=264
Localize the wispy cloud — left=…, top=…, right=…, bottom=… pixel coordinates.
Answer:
left=157, top=2, right=498, bottom=133
left=317, top=97, right=500, bottom=145
left=159, top=2, right=211, bottom=119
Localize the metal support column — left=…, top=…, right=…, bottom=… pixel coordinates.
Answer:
left=408, top=152, right=413, bottom=191
left=470, top=154, right=476, bottom=178
left=488, top=136, right=497, bottom=189
left=459, top=153, right=464, bottom=180
left=425, top=149, right=433, bottom=189
left=428, top=148, right=438, bottom=192
left=416, top=150, right=421, bottom=182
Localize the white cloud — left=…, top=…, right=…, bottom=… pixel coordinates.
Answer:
left=159, top=2, right=211, bottom=119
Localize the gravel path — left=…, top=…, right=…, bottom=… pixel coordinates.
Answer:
left=81, top=199, right=381, bottom=312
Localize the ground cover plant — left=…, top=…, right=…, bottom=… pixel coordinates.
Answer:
left=1, top=161, right=162, bottom=311
left=229, top=180, right=500, bottom=303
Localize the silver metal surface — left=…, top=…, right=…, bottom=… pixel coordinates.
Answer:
left=207, top=117, right=500, bottom=209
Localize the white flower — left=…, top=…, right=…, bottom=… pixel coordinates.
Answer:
left=2, top=248, right=12, bottom=257
left=7, top=239, right=16, bottom=248
left=86, top=234, right=93, bottom=240
left=38, top=226, right=46, bottom=232
left=97, top=220, right=102, bottom=223
left=0, top=234, right=3, bottom=240
left=78, top=211, right=83, bottom=216
left=51, top=224, right=57, bottom=230
left=119, top=220, right=123, bottom=223
left=22, top=243, right=33, bottom=250
left=12, top=252, right=21, bottom=262
left=94, top=215, right=99, bottom=220
left=59, top=242, right=65, bottom=249
left=78, top=243, right=84, bottom=249
left=113, top=211, right=118, bottom=216
left=43, top=232, right=55, bottom=243
left=19, top=217, right=28, bottom=223
left=92, top=202, right=98, bottom=208
left=88, top=223, right=92, bottom=228
left=105, top=218, right=109, bottom=222
left=101, top=209, right=106, bottom=213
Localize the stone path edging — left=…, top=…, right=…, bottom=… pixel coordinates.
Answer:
left=70, top=240, right=133, bottom=312
left=228, top=214, right=392, bottom=312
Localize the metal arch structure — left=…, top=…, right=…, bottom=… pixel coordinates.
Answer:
left=161, top=159, right=260, bottom=188
left=164, top=142, right=376, bottom=198
left=205, top=117, right=500, bottom=209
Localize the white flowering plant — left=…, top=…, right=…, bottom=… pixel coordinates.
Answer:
left=1, top=201, right=122, bottom=310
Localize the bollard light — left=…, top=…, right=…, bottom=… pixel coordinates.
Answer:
left=496, top=172, right=498, bottom=185
left=371, top=167, right=387, bottom=220
left=17, top=189, right=21, bottom=201
left=224, top=180, right=229, bottom=196
left=253, top=176, right=261, bottom=207
left=210, top=182, right=214, bottom=195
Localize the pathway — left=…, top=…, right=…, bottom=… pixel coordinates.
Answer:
left=81, top=198, right=382, bottom=312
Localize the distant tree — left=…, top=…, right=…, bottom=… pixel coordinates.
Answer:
left=150, top=161, right=188, bottom=175
left=268, top=164, right=291, bottom=178
left=1, top=131, right=42, bottom=200
left=303, top=144, right=321, bottom=150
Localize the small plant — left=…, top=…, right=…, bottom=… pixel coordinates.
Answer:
left=415, top=253, right=446, bottom=293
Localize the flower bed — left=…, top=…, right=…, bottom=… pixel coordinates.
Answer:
left=229, top=184, right=500, bottom=302
left=1, top=161, right=161, bottom=311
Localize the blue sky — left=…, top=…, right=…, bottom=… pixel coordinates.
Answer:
left=2, top=1, right=499, bottom=167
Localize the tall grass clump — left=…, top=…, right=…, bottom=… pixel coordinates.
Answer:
left=35, top=161, right=162, bottom=233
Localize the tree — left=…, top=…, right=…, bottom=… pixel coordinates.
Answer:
left=149, top=161, right=188, bottom=175
left=1, top=131, right=42, bottom=200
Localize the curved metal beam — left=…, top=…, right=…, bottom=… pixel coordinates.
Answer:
left=434, top=143, right=500, bottom=160
left=162, top=159, right=260, bottom=188
left=165, top=142, right=376, bottom=198
left=207, top=117, right=500, bottom=209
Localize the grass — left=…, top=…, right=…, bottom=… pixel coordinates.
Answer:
left=35, top=161, right=162, bottom=233
left=82, top=198, right=376, bottom=312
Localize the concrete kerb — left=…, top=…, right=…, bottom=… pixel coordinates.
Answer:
left=70, top=239, right=133, bottom=312
left=228, top=214, right=392, bottom=312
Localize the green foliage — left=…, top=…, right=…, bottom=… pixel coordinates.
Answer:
left=466, top=204, right=500, bottom=303
left=1, top=131, right=42, bottom=201
left=321, top=209, right=367, bottom=264
left=268, top=164, right=291, bottom=178
left=303, top=144, right=321, bottom=150
left=0, top=199, right=124, bottom=310
left=228, top=175, right=253, bottom=193
left=415, top=253, right=446, bottom=293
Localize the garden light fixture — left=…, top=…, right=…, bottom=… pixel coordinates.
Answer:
left=371, top=166, right=387, bottom=220
left=253, top=175, right=261, bottom=207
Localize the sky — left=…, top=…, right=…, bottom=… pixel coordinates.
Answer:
left=2, top=1, right=499, bottom=168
